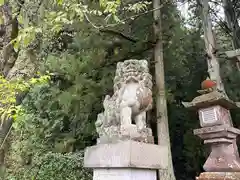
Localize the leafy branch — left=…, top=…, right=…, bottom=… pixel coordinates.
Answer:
left=84, top=1, right=169, bottom=29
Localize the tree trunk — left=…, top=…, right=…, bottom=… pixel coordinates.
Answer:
left=222, top=0, right=240, bottom=49
left=153, top=0, right=175, bottom=180
left=222, top=0, right=240, bottom=71
left=0, top=4, right=16, bottom=173
left=0, top=2, right=37, bottom=175
left=201, top=0, right=226, bottom=95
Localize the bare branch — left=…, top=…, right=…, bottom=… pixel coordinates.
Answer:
left=99, top=29, right=156, bottom=45
left=0, top=124, right=12, bottom=150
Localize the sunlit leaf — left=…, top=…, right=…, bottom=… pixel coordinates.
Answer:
left=113, top=14, right=120, bottom=22
left=13, top=39, right=20, bottom=52
left=56, top=0, right=63, bottom=5
left=0, top=0, right=4, bottom=6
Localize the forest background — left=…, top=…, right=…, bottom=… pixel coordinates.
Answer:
left=0, top=0, right=240, bottom=180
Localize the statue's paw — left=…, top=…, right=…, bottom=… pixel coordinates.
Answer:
left=137, top=128, right=147, bottom=133
left=120, top=124, right=137, bottom=136
left=138, top=127, right=153, bottom=136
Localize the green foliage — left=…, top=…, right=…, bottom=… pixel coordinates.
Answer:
left=8, top=0, right=153, bottom=51
left=4, top=1, right=208, bottom=179
left=5, top=22, right=115, bottom=178
left=5, top=152, right=92, bottom=180
left=5, top=80, right=96, bottom=179
left=0, top=74, right=50, bottom=121
left=12, top=26, right=42, bottom=51
left=0, top=76, right=27, bottom=106
left=0, top=0, right=4, bottom=6
left=156, top=5, right=207, bottom=179
left=124, top=1, right=151, bottom=13
left=3, top=0, right=240, bottom=180
left=100, top=0, right=121, bottom=14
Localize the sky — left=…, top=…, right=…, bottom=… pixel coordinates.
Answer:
left=177, top=1, right=225, bottom=22
left=177, top=1, right=190, bottom=19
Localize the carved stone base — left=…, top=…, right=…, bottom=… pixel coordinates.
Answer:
left=194, top=125, right=240, bottom=172
left=196, top=172, right=240, bottom=180
left=97, top=125, right=154, bottom=144
left=203, top=142, right=240, bottom=172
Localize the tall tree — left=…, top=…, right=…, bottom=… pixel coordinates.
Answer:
left=153, top=0, right=175, bottom=180
left=222, top=0, right=240, bottom=71
left=200, top=0, right=226, bottom=94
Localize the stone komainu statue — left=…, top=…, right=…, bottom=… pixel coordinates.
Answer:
left=95, top=59, right=153, bottom=143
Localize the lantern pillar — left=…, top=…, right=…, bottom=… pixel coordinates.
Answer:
left=183, top=91, right=240, bottom=180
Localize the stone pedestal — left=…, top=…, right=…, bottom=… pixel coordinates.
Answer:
left=84, top=140, right=167, bottom=180
left=194, top=125, right=240, bottom=172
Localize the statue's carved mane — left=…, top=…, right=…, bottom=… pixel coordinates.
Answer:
left=113, top=59, right=152, bottom=92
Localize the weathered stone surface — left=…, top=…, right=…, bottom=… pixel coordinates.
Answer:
left=182, top=91, right=238, bottom=110
left=93, top=169, right=156, bottom=180
left=194, top=125, right=240, bottom=172
left=84, top=140, right=167, bottom=169
left=95, top=59, right=153, bottom=143
left=203, top=142, right=240, bottom=172
left=196, top=172, right=240, bottom=180
left=97, top=128, right=154, bottom=144
left=194, top=125, right=240, bottom=140
left=96, top=124, right=153, bottom=144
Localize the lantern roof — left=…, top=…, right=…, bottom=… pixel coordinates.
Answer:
left=182, top=91, right=239, bottom=110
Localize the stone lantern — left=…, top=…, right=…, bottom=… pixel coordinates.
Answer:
left=183, top=90, right=240, bottom=180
